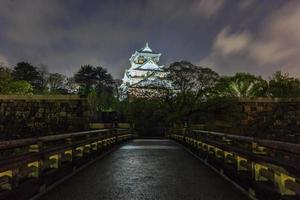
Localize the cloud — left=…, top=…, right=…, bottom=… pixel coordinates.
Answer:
left=199, top=26, right=252, bottom=74
left=0, top=0, right=145, bottom=76
left=200, top=1, right=300, bottom=78
left=0, top=0, right=66, bottom=47
left=248, top=1, right=300, bottom=67
left=193, top=0, right=225, bottom=18
left=0, top=54, right=9, bottom=66
left=213, top=27, right=251, bottom=56
left=249, top=42, right=297, bottom=65
left=1, top=0, right=300, bottom=79
left=238, top=0, right=255, bottom=9
left=0, top=0, right=228, bottom=78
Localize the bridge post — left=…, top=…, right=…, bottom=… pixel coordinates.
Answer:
left=113, top=114, right=118, bottom=143
left=183, top=117, right=189, bottom=142
left=28, top=142, right=42, bottom=178
left=0, top=170, right=13, bottom=190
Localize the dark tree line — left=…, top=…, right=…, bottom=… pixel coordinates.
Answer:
left=165, top=61, right=300, bottom=100
left=0, top=62, right=119, bottom=122
left=127, top=61, right=300, bottom=130
left=2, top=60, right=299, bottom=98
left=0, top=62, right=117, bottom=95
left=2, top=60, right=300, bottom=125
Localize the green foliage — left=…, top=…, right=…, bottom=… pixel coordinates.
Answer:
left=38, top=65, right=50, bottom=92
left=215, top=73, right=268, bottom=97
left=0, top=65, right=12, bottom=93
left=94, top=66, right=114, bottom=94
left=12, top=62, right=44, bottom=93
left=6, top=80, right=33, bottom=95
left=5, top=58, right=300, bottom=132
left=164, top=61, right=220, bottom=122
left=74, top=65, right=95, bottom=95
left=167, top=61, right=219, bottom=95
left=65, top=77, right=79, bottom=94
left=87, top=90, right=99, bottom=121
left=268, top=71, right=300, bottom=97
left=74, top=65, right=117, bottom=121
left=74, top=65, right=116, bottom=120
left=0, top=65, right=33, bottom=95
left=47, top=73, right=67, bottom=94
left=74, top=65, right=114, bottom=96
left=87, top=89, right=118, bottom=121
left=128, top=98, right=166, bottom=136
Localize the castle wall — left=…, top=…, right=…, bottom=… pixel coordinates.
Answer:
left=0, top=95, right=89, bottom=140
left=211, top=98, right=300, bottom=143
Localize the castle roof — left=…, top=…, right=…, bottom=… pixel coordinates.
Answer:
left=137, top=42, right=158, bottom=54
left=135, top=59, right=164, bottom=71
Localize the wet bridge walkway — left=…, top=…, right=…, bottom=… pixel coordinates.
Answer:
left=38, top=139, right=247, bottom=200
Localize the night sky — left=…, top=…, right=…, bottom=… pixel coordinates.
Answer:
left=0, top=0, right=299, bottom=78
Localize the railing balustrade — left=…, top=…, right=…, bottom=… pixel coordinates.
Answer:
left=170, top=127, right=300, bottom=199
left=0, top=125, right=133, bottom=200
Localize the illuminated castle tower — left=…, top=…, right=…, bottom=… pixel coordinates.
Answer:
left=119, top=42, right=170, bottom=99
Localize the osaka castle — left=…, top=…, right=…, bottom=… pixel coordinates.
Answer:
left=119, top=42, right=170, bottom=100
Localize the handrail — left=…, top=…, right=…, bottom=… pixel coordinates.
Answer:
left=0, top=129, right=112, bottom=150
left=171, top=128, right=300, bottom=199
left=40, top=129, right=111, bottom=141
left=193, top=129, right=300, bottom=154
left=256, top=139, right=300, bottom=154
left=0, top=138, right=38, bottom=150
left=0, top=127, right=134, bottom=199
left=0, top=128, right=133, bottom=150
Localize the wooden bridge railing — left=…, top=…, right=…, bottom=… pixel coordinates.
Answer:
left=0, top=126, right=134, bottom=200
left=170, top=128, right=300, bottom=200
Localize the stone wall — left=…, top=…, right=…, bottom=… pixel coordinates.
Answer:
left=212, top=98, right=300, bottom=142
left=0, top=95, right=89, bottom=140
left=239, top=98, right=300, bottom=141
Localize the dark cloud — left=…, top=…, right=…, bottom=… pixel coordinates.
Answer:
left=0, top=0, right=299, bottom=78
left=200, top=0, right=300, bottom=78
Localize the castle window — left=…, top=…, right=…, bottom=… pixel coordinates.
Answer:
left=138, top=56, right=144, bottom=64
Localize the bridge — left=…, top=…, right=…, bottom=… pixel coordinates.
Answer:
left=0, top=125, right=299, bottom=200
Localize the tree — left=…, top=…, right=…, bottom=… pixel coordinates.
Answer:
left=12, top=62, right=44, bottom=93
left=65, top=77, right=79, bottom=94
left=87, top=89, right=101, bottom=121
left=128, top=97, right=166, bottom=137
left=268, top=71, right=300, bottom=97
left=0, top=64, right=33, bottom=95
left=37, top=64, right=50, bottom=92
left=0, top=65, right=12, bottom=93
left=6, top=80, right=33, bottom=95
left=94, top=66, right=114, bottom=94
left=74, top=65, right=116, bottom=121
left=47, top=73, right=66, bottom=93
left=74, top=65, right=95, bottom=95
left=165, top=61, right=220, bottom=123
left=74, top=65, right=114, bottom=95
left=215, top=73, right=268, bottom=97
left=113, top=79, right=122, bottom=100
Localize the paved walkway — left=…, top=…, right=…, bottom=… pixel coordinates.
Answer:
left=39, top=139, right=248, bottom=200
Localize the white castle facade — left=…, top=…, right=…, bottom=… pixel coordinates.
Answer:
left=119, top=43, right=170, bottom=99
